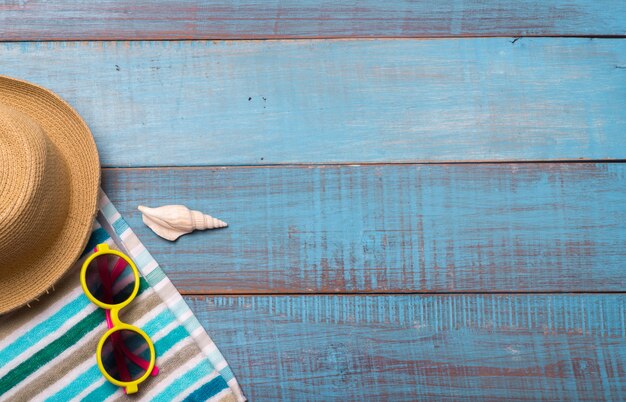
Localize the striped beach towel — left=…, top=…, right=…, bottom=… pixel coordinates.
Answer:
left=0, top=191, right=245, bottom=402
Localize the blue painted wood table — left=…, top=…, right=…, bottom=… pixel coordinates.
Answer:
left=3, top=1, right=625, bottom=400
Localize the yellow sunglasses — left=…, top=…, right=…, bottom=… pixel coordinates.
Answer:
left=80, top=243, right=159, bottom=394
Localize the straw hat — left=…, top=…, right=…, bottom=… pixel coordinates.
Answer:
left=0, top=76, right=100, bottom=314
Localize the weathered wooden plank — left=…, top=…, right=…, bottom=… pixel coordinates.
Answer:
left=103, top=163, right=626, bottom=293
left=0, top=1, right=625, bottom=40
left=187, top=294, right=626, bottom=401
left=3, top=39, right=626, bottom=166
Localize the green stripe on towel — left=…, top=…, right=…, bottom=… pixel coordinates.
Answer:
left=0, top=308, right=104, bottom=396
left=83, top=227, right=110, bottom=256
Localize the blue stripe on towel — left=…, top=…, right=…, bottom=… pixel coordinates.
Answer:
left=0, top=294, right=91, bottom=365
left=183, top=375, right=230, bottom=402
left=112, top=217, right=130, bottom=237
left=153, top=359, right=222, bottom=402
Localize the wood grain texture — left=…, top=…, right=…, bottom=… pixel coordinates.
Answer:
left=0, top=1, right=625, bottom=40
left=102, top=163, right=626, bottom=293
left=187, top=294, right=626, bottom=401
left=2, top=39, right=626, bottom=166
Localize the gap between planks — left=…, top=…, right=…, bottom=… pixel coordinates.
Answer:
left=102, top=159, right=626, bottom=171
left=181, top=291, right=626, bottom=296
left=4, top=35, right=626, bottom=43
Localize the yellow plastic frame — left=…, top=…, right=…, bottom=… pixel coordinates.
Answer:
left=80, top=243, right=156, bottom=394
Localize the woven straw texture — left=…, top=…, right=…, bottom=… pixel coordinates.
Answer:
left=0, top=75, right=100, bottom=314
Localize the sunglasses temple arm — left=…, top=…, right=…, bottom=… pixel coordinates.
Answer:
left=119, top=341, right=159, bottom=376
left=110, top=257, right=128, bottom=283
left=96, top=249, right=113, bottom=303
left=111, top=332, right=132, bottom=383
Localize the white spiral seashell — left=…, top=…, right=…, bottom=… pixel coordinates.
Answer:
left=138, top=205, right=227, bottom=241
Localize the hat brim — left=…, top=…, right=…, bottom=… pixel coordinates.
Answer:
left=0, top=76, right=100, bottom=314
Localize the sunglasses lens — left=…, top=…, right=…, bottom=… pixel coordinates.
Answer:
left=85, top=253, right=136, bottom=305
left=101, top=329, right=152, bottom=382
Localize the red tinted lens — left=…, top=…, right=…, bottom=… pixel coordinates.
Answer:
left=85, top=252, right=135, bottom=305
left=100, top=329, right=152, bottom=382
